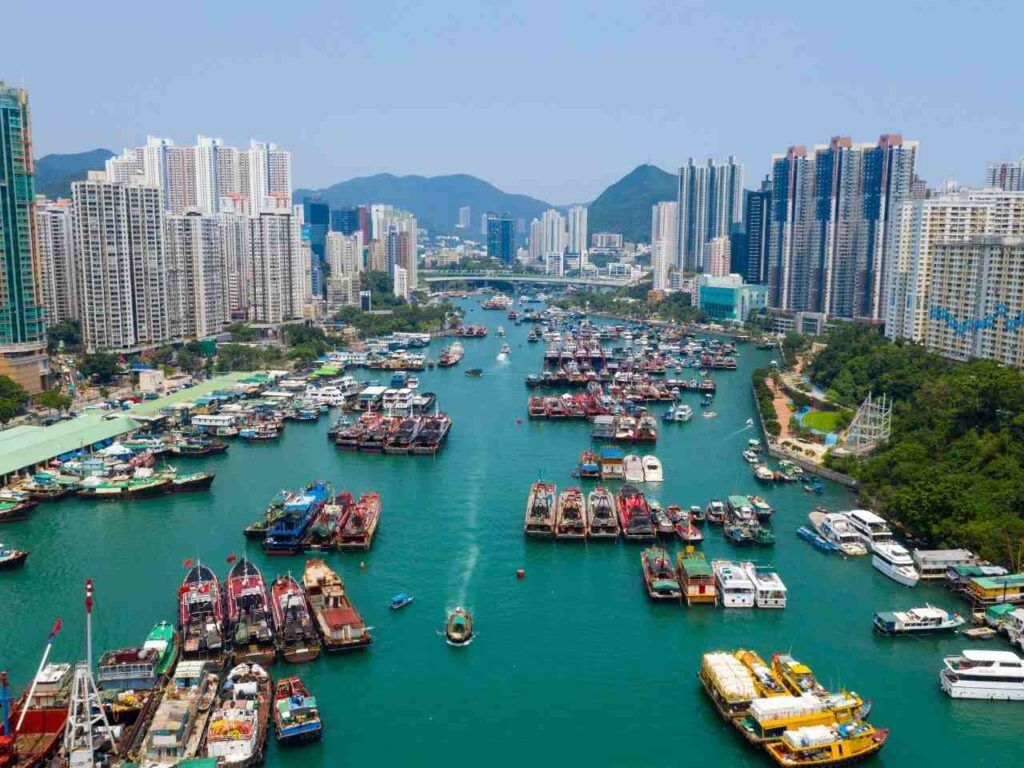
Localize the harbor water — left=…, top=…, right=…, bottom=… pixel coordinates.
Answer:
left=1, top=299, right=1020, bottom=766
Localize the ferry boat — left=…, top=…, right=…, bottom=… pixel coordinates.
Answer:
left=336, top=491, right=381, bottom=551
left=554, top=488, right=587, bottom=540
left=808, top=511, right=867, bottom=556
left=271, top=575, right=321, bottom=663
left=641, top=547, right=682, bottom=600
left=577, top=451, right=600, bottom=480
left=699, top=651, right=759, bottom=719
left=642, top=455, right=663, bottom=483
left=302, top=558, right=372, bottom=652
left=0, top=661, right=71, bottom=768
left=623, top=454, right=645, bottom=483
left=713, top=560, right=755, bottom=608
left=939, top=649, right=1024, bottom=700
left=764, top=721, right=888, bottom=767
left=205, top=662, right=272, bottom=767
left=179, top=562, right=225, bottom=658
left=671, top=507, right=703, bottom=544
left=742, top=563, right=788, bottom=608
left=225, top=558, right=276, bottom=665
left=138, top=660, right=220, bottom=766
left=845, top=509, right=894, bottom=552
left=873, top=605, right=965, bottom=635
left=0, top=543, right=29, bottom=569
left=678, top=551, right=716, bottom=606
left=273, top=677, right=322, bottom=744
left=524, top=481, right=556, bottom=539
left=586, top=487, right=619, bottom=539
left=264, top=483, right=330, bottom=555
left=616, top=485, right=656, bottom=542
left=871, top=541, right=921, bottom=587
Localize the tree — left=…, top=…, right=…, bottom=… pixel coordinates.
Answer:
left=34, top=389, right=73, bottom=413
left=80, top=353, right=120, bottom=383
left=226, top=323, right=257, bottom=342
left=0, top=375, right=29, bottom=424
left=47, top=320, right=82, bottom=352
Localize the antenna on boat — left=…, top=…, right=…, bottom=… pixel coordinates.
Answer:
left=64, top=579, right=114, bottom=764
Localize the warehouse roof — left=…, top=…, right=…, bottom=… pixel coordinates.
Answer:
left=123, top=372, right=256, bottom=418
left=0, top=413, right=142, bottom=477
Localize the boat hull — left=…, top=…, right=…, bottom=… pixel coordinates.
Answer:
left=234, top=643, right=277, bottom=665
left=282, top=645, right=322, bottom=664
left=0, top=550, right=29, bottom=569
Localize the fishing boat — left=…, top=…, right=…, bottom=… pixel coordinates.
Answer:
left=713, top=560, right=755, bottom=608
left=225, top=558, right=276, bottom=665
left=335, top=491, right=381, bottom=551
left=939, top=649, right=1024, bottom=700
left=796, top=526, right=839, bottom=554
left=273, top=677, right=322, bottom=744
left=670, top=507, right=703, bottom=544
left=179, top=562, right=225, bottom=658
left=16, top=473, right=75, bottom=502
left=705, top=499, right=727, bottom=525
left=168, top=439, right=228, bottom=457
left=465, top=368, right=484, bottom=377
left=205, top=662, right=272, bottom=767
left=554, top=488, right=587, bottom=540
left=577, top=450, right=600, bottom=480
left=240, top=424, right=281, bottom=442
left=616, top=485, right=656, bottom=542
left=808, top=511, right=868, bottom=556
left=689, top=504, right=706, bottom=524
left=137, top=660, right=220, bottom=766
left=642, top=455, right=663, bottom=483
left=264, top=483, right=330, bottom=555
left=77, top=468, right=172, bottom=500
left=747, top=495, right=773, bottom=522
left=0, top=543, right=29, bottom=569
left=623, top=454, right=645, bottom=483
left=641, top=547, right=682, bottom=600
left=753, top=464, right=775, bottom=483
left=271, top=575, right=321, bottom=663
left=389, top=594, right=414, bottom=610
left=741, top=563, right=787, bottom=608
left=678, top=551, right=716, bottom=606
left=445, top=607, right=474, bottom=647
left=724, top=524, right=756, bottom=547
left=302, top=558, right=372, bottom=652
left=0, top=660, right=71, bottom=768
left=764, top=722, right=889, bottom=767
left=871, top=541, right=920, bottom=587
left=649, top=500, right=675, bottom=539
left=635, top=414, right=658, bottom=442
left=873, top=605, right=965, bottom=635
left=523, top=481, right=556, bottom=539
left=586, top=487, right=619, bottom=539
left=169, top=470, right=216, bottom=493
left=437, top=342, right=464, bottom=367
left=384, top=416, right=423, bottom=454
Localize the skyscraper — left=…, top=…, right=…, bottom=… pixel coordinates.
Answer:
left=303, top=200, right=330, bottom=292
left=326, top=231, right=363, bottom=276
left=486, top=213, right=515, bottom=264
left=164, top=211, right=228, bottom=338
left=330, top=206, right=360, bottom=235
left=676, top=156, right=743, bottom=272
left=247, top=209, right=307, bottom=323
left=0, top=83, right=48, bottom=391
left=740, top=178, right=771, bottom=284
left=539, top=209, right=567, bottom=258
left=651, top=201, right=678, bottom=290
left=458, top=206, right=471, bottom=229
left=986, top=159, right=1024, bottom=192
left=767, top=135, right=917, bottom=321
left=35, top=197, right=79, bottom=326
left=567, top=205, right=588, bottom=259
left=706, top=237, right=731, bottom=277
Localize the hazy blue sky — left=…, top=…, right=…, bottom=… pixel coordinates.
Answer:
left=5, top=0, right=1021, bottom=202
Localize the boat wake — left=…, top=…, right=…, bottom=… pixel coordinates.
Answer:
left=455, top=542, right=479, bottom=606
left=724, top=422, right=755, bottom=438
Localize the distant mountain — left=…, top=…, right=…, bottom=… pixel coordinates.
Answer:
left=34, top=149, right=114, bottom=199
left=587, top=164, right=676, bottom=243
left=295, top=173, right=551, bottom=234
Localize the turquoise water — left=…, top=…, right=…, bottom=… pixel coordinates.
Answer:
left=1, top=299, right=1021, bottom=766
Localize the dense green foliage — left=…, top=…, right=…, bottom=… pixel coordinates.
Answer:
left=0, top=376, right=30, bottom=424
left=47, top=320, right=82, bottom=352
left=214, top=344, right=285, bottom=372
left=34, top=389, right=73, bottom=413
left=752, top=367, right=781, bottom=436
left=34, top=149, right=114, bottom=198
left=335, top=303, right=450, bottom=338
left=226, top=323, right=257, bottom=342
left=79, top=353, right=120, bottom=383
left=586, top=164, right=676, bottom=242
left=812, top=325, right=1024, bottom=566
left=554, top=282, right=704, bottom=324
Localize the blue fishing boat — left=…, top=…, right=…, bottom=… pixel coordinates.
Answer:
left=264, top=482, right=331, bottom=555
left=390, top=371, right=409, bottom=388
left=389, top=594, right=414, bottom=610
left=796, top=525, right=839, bottom=553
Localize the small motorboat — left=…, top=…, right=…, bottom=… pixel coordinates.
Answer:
left=0, top=542, right=29, bottom=569
left=642, top=455, right=663, bottom=483
left=445, top=607, right=474, bottom=646
left=742, top=449, right=759, bottom=464
left=390, top=594, right=414, bottom=611
left=623, top=454, right=645, bottom=484
left=465, top=368, right=484, bottom=377
left=703, top=411, right=717, bottom=419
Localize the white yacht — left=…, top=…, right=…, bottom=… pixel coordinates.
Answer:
left=872, top=541, right=920, bottom=587
left=641, top=455, right=663, bottom=483
left=940, top=649, right=1024, bottom=700
left=808, top=511, right=868, bottom=556
left=873, top=605, right=965, bottom=635
left=665, top=404, right=692, bottom=422
left=623, top=454, right=645, bottom=484
left=845, top=509, right=894, bottom=552
left=741, top=563, right=787, bottom=608
left=712, top=560, right=755, bottom=608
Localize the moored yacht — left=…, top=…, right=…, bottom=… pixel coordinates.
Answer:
left=940, top=649, right=1024, bottom=700
left=872, top=541, right=920, bottom=587
left=873, top=605, right=965, bottom=635
left=741, top=563, right=787, bottom=608
left=623, top=454, right=645, bottom=483
left=845, top=509, right=894, bottom=552
left=808, top=511, right=867, bottom=556
left=641, top=455, right=663, bottom=483
left=712, top=560, right=755, bottom=608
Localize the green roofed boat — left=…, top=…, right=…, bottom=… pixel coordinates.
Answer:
left=146, top=620, right=180, bottom=678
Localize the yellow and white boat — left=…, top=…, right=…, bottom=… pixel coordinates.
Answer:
left=764, top=721, right=889, bottom=766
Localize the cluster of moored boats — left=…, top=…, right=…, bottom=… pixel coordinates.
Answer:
left=332, top=410, right=452, bottom=454
left=700, top=649, right=885, bottom=766
left=642, top=549, right=787, bottom=608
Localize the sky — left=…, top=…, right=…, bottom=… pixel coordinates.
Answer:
left=4, top=0, right=1022, bottom=203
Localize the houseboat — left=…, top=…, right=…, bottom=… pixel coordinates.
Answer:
left=577, top=451, right=600, bottom=480
left=712, top=560, right=755, bottom=608
left=741, top=563, right=787, bottom=608
left=873, top=605, right=965, bottom=635
left=678, top=551, right=716, bottom=606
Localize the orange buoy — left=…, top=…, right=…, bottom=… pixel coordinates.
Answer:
left=516, top=569, right=526, bottom=580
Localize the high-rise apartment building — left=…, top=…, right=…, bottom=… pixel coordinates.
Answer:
left=676, top=156, right=743, bottom=272
left=0, top=83, right=48, bottom=391
left=247, top=209, right=307, bottom=323
left=706, top=237, right=731, bottom=277
left=219, top=213, right=251, bottom=320
left=72, top=173, right=171, bottom=351
left=458, top=206, right=471, bottom=229
left=380, top=210, right=417, bottom=288
left=651, top=201, right=678, bottom=290
left=35, top=197, right=79, bottom=326
left=986, top=159, right=1024, bottom=192
left=528, top=218, right=544, bottom=262
left=393, top=265, right=410, bottom=301
left=164, top=211, right=228, bottom=338
left=567, top=205, right=588, bottom=258
left=326, top=231, right=363, bottom=276
left=767, top=135, right=917, bottom=321
left=740, top=178, right=770, bottom=285
left=486, top=213, right=515, bottom=264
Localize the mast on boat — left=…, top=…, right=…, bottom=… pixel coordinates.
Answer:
left=63, top=579, right=114, bottom=766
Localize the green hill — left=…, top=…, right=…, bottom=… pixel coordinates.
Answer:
left=34, top=149, right=114, bottom=198
left=296, top=173, right=551, bottom=235
left=587, top=164, right=676, bottom=243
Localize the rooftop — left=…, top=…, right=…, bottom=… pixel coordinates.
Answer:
left=125, top=372, right=256, bottom=419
